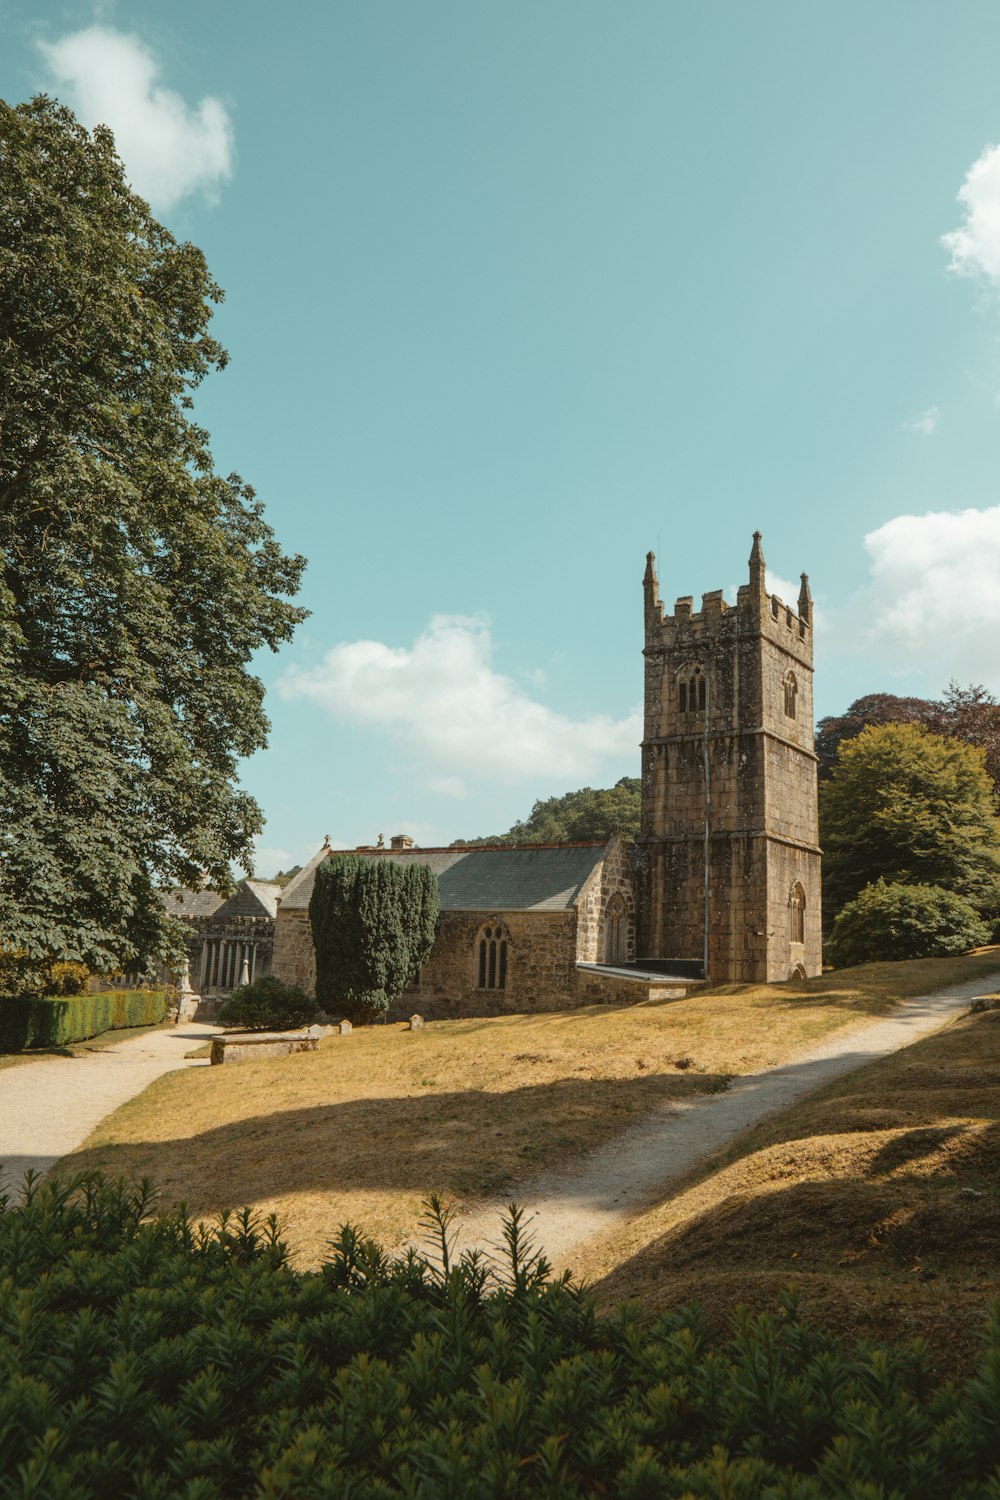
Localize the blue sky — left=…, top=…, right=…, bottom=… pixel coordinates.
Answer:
left=5, top=2, right=1000, bottom=874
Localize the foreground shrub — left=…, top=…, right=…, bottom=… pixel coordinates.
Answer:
left=217, top=974, right=318, bottom=1031
left=3, top=1172, right=1000, bottom=1499
left=827, top=878, right=991, bottom=966
left=0, top=988, right=166, bottom=1051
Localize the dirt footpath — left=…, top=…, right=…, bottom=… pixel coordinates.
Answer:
left=452, top=971, right=1000, bottom=1272
left=0, top=1022, right=219, bottom=1191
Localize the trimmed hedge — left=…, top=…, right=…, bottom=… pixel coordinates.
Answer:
left=3, top=1175, right=1000, bottom=1499
left=0, top=988, right=167, bottom=1051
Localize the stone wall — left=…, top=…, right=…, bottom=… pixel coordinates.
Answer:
left=273, top=904, right=589, bottom=1020
left=573, top=835, right=637, bottom=964
left=271, top=908, right=315, bottom=995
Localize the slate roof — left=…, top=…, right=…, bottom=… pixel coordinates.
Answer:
left=163, top=887, right=226, bottom=920
left=214, top=880, right=282, bottom=922
left=280, top=843, right=611, bottom=914
left=164, top=880, right=281, bottom=924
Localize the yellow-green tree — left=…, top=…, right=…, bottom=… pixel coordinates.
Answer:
left=821, top=723, right=1000, bottom=929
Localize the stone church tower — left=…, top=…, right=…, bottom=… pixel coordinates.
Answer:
left=637, top=533, right=821, bottom=983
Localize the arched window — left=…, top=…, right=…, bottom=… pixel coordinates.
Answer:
left=477, top=922, right=509, bottom=990
left=604, top=893, right=627, bottom=964
left=789, top=883, right=805, bottom=945
left=678, top=665, right=707, bottom=715
left=784, top=671, right=798, bottom=719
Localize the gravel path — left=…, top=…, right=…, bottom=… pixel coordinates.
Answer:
left=0, top=1021, right=220, bottom=1192
left=451, top=971, right=1000, bottom=1272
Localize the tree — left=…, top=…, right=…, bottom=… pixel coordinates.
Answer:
left=930, top=682, right=1000, bottom=795
left=0, top=98, right=306, bottom=971
left=452, top=776, right=640, bottom=847
left=815, top=693, right=938, bottom=780
left=309, top=856, right=440, bottom=1022
left=820, top=723, right=1000, bottom=929
left=826, top=880, right=989, bottom=967
left=816, top=683, right=1000, bottom=794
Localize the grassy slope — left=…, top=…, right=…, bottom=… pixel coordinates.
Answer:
left=575, top=989, right=1000, bottom=1381
left=64, top=950, right=1000, bottom=1271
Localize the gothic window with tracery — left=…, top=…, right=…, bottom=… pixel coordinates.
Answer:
left=790, top=883, right=805, bottom=945
left=784, top=670, right=798, bottom=719
left=477, top=922, right=509, bottom=990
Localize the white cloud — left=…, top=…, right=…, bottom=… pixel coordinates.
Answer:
left=904, top=406, right=939, bottom=436
left=279, top=614, right=642, bottom=784
left=942, top=143, right=1000, bottom=282
left=39, top=27, right=233, bottom=209
left=858, top=505, right=1000, bottom=684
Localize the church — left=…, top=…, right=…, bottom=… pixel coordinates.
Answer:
left=270, top=534, right=822, bottom=1016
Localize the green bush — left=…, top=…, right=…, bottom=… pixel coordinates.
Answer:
left=0, top=988, right=166, bottom=1051
left=46, top=959, right=91, bottom=995
left=827, top=878, right=991, bottom=966
left=3, top=1173, right=1000, bottom=1499
left=217, top=974, right=318, bottom=1031
left=0, top=950, right=91, bottom=999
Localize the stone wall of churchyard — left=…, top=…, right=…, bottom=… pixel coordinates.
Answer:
left=573, top=840, right=637, bottom=965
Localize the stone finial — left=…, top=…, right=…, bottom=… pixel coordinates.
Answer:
left=643, top=550, right=662, bottom=631
left=798, top=572, right=812, bottom=626
left=748, top=530, right=766, bottom=597
left=323, top=834, right=331, bottom=848
left=376, top=833, right=385, bottom=848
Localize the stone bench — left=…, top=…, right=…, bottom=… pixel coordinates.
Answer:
left=210, top=1031, right=321, bottom=1065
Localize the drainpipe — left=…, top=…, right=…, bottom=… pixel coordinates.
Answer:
left=703, top=671, right=711, bottom=982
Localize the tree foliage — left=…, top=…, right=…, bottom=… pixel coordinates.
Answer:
left=820, top=723, right=1000, bottom=928
left=453, top=776, right=640, bottom=847
left=0, top=98, right=306, bottom=971
left=816, top=682, right=1000, bottom=792
left=827, top=880, right=990, bottom=967
left=309, top=855, right=440, bottom=1022
left=8, top=1172, right=1000, bottom=1498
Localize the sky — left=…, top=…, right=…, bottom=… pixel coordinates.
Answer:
left=5, top=2, right=1000, bottom=876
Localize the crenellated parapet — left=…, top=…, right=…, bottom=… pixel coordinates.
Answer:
left=644, top=533, right=812, bottom=665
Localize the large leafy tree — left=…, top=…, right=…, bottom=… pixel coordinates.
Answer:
left=452, top=776, right=640, bottom=847
left=820, top=723, right=1000, bottom=929
left=0, top=98, right=306, bottom=970
left=816, top=683, right=1000, bottom=793
left=309, top=856, right=440, bottom=1022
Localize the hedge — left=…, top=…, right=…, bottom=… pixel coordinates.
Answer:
left=0, top=988, right=167, bottom=1051
left=3, top=1174, right=1000, bottom=1499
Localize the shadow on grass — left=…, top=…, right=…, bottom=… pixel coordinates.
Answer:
left=46, top=1071, right=731, bottom=1218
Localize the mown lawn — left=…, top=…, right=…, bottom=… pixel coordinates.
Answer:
left=62, top=949, right=1000, bottom=1269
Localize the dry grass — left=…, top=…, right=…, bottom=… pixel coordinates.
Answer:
left=63, top=949, right=1000, bottom=1268
left=573, top=981, right=1000, bottom=1380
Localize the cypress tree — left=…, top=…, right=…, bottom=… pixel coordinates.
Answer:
left=309, top=857, right=440, bottom=1022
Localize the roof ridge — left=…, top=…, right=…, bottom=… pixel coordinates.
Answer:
left=339, top=840, right=611, bottom=854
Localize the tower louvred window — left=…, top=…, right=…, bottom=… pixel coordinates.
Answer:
left=678, top=666, right=706, bottom=714
left=790, top=883, right=805, bottom=944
